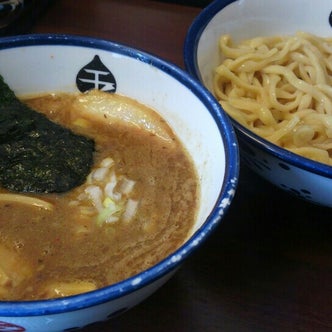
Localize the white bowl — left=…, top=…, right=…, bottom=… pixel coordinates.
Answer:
left=0, top=34, right=239, bottom=331
left=184, top=0, right=332, bottom=207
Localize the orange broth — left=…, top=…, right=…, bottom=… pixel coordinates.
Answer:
left=0, top=92, right=198, bottom=300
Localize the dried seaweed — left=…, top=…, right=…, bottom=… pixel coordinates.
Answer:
left=0, top=76, right=95, bottom=193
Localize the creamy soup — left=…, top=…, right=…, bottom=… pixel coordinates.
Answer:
left=0, top=90, right=198, bottom=300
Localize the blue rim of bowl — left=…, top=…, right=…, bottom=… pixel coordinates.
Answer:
left=184, top=0, right=332, bottom=179
left=184, top=0, right=235, bottom=84
left=0, top=33, right=239, bottom=316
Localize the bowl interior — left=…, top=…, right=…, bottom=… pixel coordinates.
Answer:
left=194, top=0, right=332, bottom=92
left=0, top=34, right=238, bottom=242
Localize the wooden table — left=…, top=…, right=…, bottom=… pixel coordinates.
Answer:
left=28, top=1, right=332, bottom=331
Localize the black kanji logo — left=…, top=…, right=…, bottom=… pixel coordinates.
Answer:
left=76, top=55, right=117, bottom=93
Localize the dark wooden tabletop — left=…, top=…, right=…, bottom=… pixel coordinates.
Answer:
left=24, top=0, right=332, bottom=331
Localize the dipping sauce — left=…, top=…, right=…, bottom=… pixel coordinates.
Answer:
left=0, top=90, right=199, bottom=300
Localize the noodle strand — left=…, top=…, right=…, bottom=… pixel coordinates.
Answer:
left=213, top=32, right=332, bottom=165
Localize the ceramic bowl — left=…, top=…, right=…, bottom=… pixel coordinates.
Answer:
left=184, top=0, right=332, bottom=207
left=0, top=34, right=239, bottom=331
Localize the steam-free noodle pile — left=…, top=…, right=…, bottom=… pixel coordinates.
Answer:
left=213, top=32, right=332, bottom=165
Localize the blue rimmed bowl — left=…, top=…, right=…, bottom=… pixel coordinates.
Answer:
left=184, top=0, right=332, bottom=207
left=0, top=34, right=239, bottom=331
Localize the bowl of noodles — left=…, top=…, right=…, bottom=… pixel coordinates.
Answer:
left=0, top=34, right=239, bottom=331
left=184, top=0, right=332, bottom=207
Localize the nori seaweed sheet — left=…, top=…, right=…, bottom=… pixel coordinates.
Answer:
left=0, top=76, right=95, bottom=193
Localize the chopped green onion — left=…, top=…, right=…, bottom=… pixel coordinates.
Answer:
left=97, top=197, right=124, bottom=225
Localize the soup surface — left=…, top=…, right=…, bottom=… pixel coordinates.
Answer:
left=0, top=90, right=198, bottom=300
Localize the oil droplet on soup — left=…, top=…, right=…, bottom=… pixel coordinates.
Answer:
left=0, top=90, right=199, bottom=300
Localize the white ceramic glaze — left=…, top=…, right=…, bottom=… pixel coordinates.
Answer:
left=190, top=0, right=332, bottom=91
left=0, top=34, right=239, bottom=331
left=184, top=0, right=332, bottom=207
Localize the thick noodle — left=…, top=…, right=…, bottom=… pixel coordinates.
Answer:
left=213, top=32, right=332, bottom=165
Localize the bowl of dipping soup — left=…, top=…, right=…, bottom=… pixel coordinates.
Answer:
left=0, top=33, right=239, bottom=331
